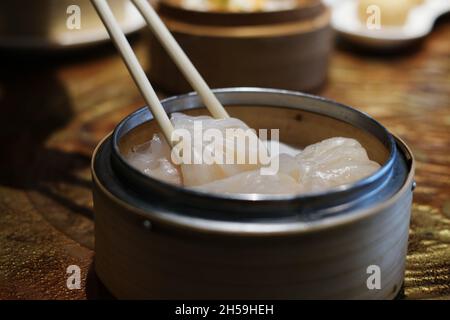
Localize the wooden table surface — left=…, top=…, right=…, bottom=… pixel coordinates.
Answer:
left=0, top=19, right=449, bottom=300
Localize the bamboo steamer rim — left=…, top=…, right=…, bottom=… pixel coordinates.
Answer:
left=159, top=0, right=324, bottom=27
left=91, top=89, right=415, bottom=237
left=91, top=137, right=414, bottom=237
left=161, top=7, right=330, bottom=38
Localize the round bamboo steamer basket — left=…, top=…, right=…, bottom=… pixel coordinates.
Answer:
left=150, top=0, right=334, bottom=93
left=92, top=88, right=415, bottom=299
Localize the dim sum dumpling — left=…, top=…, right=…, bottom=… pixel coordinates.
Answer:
left=296, top=137, right=380, bottom=192
left=125, top=114, right=381, bottom=195
left=171, top=113, right=264, bottom=186
left=125, top=134, right=182, bottom=185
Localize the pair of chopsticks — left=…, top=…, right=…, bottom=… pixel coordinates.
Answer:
left=91, top=0, right=229, bottom=144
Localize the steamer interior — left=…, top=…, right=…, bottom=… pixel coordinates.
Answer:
left=119, top=105, right=390, bottom=167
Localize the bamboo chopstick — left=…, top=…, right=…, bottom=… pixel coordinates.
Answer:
left=130, top=0, right=229, bottom=119
left=91, top=0, right=175, bottom=144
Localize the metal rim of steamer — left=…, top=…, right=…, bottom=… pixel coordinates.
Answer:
left=92, top=88, right=414, bottom=233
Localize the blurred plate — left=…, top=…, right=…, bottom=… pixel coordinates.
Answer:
left=0, top=2, right=145, bottom=50
left=325, top=0, right=450, bottom=49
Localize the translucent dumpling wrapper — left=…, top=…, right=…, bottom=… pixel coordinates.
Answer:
left=126, top=134, right=182, bottom=186
left=170, top=113, right=268, bottom=186
left=194, top=169, right=302, bottom=195
left=124, top=113, right=381, bottom=195
left=295, top=137, right=381, bottom=192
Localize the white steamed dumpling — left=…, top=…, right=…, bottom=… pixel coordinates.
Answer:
left=170, top=113, right=264, bottom=186
left=295, top=137, right=380, bottom=192
left=125, top=114, right=381, bottom=195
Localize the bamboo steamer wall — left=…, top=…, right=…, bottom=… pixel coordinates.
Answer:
left=93, top=179, right=412, bottom=299
left=150, top=1, right=333, bottom=93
